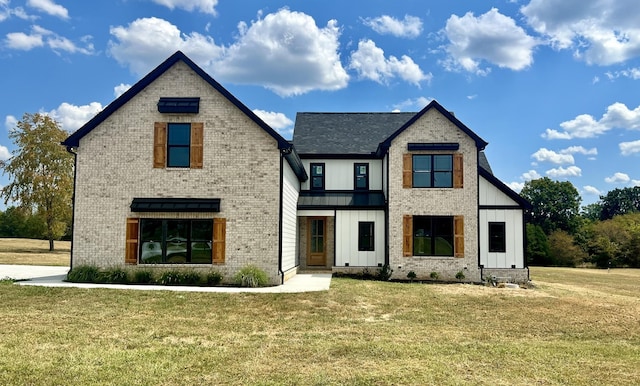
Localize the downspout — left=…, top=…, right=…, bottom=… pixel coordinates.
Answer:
left=64, top=145, right=77, bottom=272
left=384, top=150, right=389, bottom=267
left=278, top=151, right=285, bottom=285
left=476, top=151, right=482, bottom=281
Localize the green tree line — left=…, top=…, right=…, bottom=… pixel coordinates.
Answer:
left=522, top=178, right=640, bottom=268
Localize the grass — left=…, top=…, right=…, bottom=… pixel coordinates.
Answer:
left=0, top=267, right=638, bottom=385
left=0, top=238, right=70, bottom=266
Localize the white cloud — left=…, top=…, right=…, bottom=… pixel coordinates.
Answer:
left=392, top=96, right=433, bottom=111
left=522, top=169, right=542, bottom=180
left=4, top=115, right=17, bottom=131
left=27, top=0, right=68, bottom=19
left=546, top=166, right=581, bottom=178
left=507, top=181, right=524, bottom=192
left=252, top=109, right=293, bottom=137
left=560, top=145, right=598, bottom=156
left=1, top=1, right=36, bottom=22
left=443, top=8, right=537, bottom=75
left=633, top=179, right=640, bottom=187
left=606, top=68, right=640, bottom=80
left=5, top=25, right=94, bottom=54
left=0, top=144, right=10, bottom=160
left=531, top=148, right=574, bottom=164
left=150, top=0, right=218, bottom=15
left=522, top=0, right=640, bottom=65
left=46, top=102, right=103, bottom=132
left=583, top=185, right=601, bottom=196
left=605, top=172, right=630, bottom=184
left=114, top=83, right=131, bottom=98
left=619, top=140, right=640, bottom=156
left=544, top=102, right=640, bottom=140
left=362, top=15, right=423, bottom=38
left=349, top=39, right=431, bottom=86
left=5, top=31, right=43, bottom=50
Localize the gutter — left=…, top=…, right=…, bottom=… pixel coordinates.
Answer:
left=64, top=145, right=77, bottom=272
left=278, top=152, right=284, bottom=285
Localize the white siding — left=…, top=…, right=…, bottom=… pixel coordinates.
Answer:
left=479, top=176, right=518, bottom=206
left=335, top=210, right=385, bottom=267
left=382, top=154, right=388, bottom=198
left=301, top=159, right=382, bottom=190
left=281, top=161, right=299, bottom=271
left=479, top=209, right=524, bottom=268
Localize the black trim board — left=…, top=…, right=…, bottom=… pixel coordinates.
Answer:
left=131, top=198, right=221, bottom=212
left=408, top=142, right=459, bottom=151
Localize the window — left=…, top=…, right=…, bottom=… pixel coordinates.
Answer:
left=354, top=163, right=369, bottom=190
left=153, top=122, right=203, bottom=169
left=412, top=216, right=454, bottom=256
left=489, top=222, right=506, bottom=253
left=139, top=219, right=212, bottom=264
left=413, top=155, right=452, bottom=188
left=310, top=163, right=325, bottom=190
left=358, top=222, right=375, bottom=251
left=167, top=123, right=191, bottom=167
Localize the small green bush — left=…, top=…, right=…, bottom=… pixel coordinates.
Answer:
left=234, top=265, right=268, bottom=287
left=407, top=271, right=417, bottom=281
left=377, top=264, right=393, bottom=281
left=101, top=267, right=128, bottom=284
left=67, top=265, right=100, bottom=283
left=158, top=270, right=184, bottom=286
left=430, top=271, right=439, bottom=280
left=132, top=270, right=154, bottom=284
left=455, top=270, right=465, bottom=281
left=205, top=271, right=223, bottom=286
left=181, top=271, right=202, bottom=285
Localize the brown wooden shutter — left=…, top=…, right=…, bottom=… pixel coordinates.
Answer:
left=453, top=153, right=463, bottom=189
left=125, top=218, right=139, bottom=265
left=454, top=216, right=464, bottom=258
left=190, top=122, right=203, bottom=169
left=403, top=215, right=413, bottom=256
left=402, top=153, right=412, bottom=188
left=153, top=122, right=167, bottom=168
left=213, top=218, right=226, bottom=263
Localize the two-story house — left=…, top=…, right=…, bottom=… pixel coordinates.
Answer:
left=63, top=51, right=529, bottom=285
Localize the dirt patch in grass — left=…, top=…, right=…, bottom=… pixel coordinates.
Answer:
left=0, top=238, right=70, bottom=266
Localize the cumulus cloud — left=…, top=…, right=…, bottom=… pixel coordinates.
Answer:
left=606, top=68, right=640, bottom=80
left=507, top=181, right=524, bottom=192
left=252, top=109, right=294, bottom=137
left=605, top=172, right=630, bottom=184
left=4, top=115, right=18, bottom=131
left=560, top=145, right=598, bottom=156
left=583, top=185, right=601, bottom=196
left=521, top=0, right=640, bottom=65
left=150, top=0, right=218, bottom=15
left=27, top=0, right=68, bottom=19
left=392, top=96, right=433, bottom=111
left=633, top=179, right=640, bottom=187
left=546, top=166, right=581, bottom=178
left=114, top=83, right=131, bottom=98
left=443, top=8, right=537, bottom=75
left=0, top=144, right=10, bottom=160
left=5, top=25, right=94, bottom=54
left=619, top=140, right=640, bottom=156
left=362, top=15, right=423, bottom=38
left=349, top=39, right=431, bottom=86
left=543, top=102, right=640, bottom=139
left=46, top=102, right=103, bottom=132
left=531, top=148, right=574, bottom=164
left=522, top=169, right=542, bottom=180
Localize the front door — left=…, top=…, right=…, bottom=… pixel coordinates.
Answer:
left=307, top=217, right=326, bottom=266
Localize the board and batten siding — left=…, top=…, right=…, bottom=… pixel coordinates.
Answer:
left=479, top=209, right=524, bottom=268
left=301, top=159, right=383, bottom=190
left=479, top=176, right=517, bottom=206
left=281, top=161, right=300, bottom=272
left=335, top=210, right=385, bottom=267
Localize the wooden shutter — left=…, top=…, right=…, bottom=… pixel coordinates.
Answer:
left=190, top=122, right=203, bottom=169
left=125, top=218, right=139, bottom=265
left=453, top=153, right=463, bottom=189
left=153, top=122, right=167, bottom=168
left=402, top=153, right=412, bottom=188
left=454, top=216, right=464, bottom=258
left=403, top=215, right=413, bottom=256
left=213, top=218, right=226, bottom=263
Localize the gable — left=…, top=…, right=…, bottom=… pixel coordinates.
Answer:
left=479, top=168, right=530, bottom=208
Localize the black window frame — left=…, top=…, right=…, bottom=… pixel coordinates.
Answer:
left=488, top=222, right=506, bottom=253
left=413, top=216, right=454, bottom=257
left=167, top=123, right=191, bottom=168
left=354, top=163, right=369, bottom=190
left=310, top=163, right=325, bottom=190
left=412, top=154, right=453, bottom=188
left=358, top=221, right=375, bottom=251
left=139, top=219, right=213, bottom=264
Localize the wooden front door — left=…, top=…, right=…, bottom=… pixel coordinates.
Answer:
left=307, top=217, right=326, bottom=266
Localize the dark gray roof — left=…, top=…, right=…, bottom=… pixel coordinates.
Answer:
left=293, top=112, right=415, bottom=155
left=297, top=191, right=386, bottom=209
left=478, top=152, right=493, bottom=174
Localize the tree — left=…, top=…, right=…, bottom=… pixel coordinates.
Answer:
left=526, top=223, right=550, bottom=266
left=0, top=113, right=73, bottom=251
left=599, top=186, right=640, bottom=220
left=547, top=230, right=587, bottom=267
left=520, top=177, right=581, bottom=234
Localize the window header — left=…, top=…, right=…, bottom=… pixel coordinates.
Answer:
left=131, top=198, right=220, bottom=212
left=407, top=143, right=459, bottom=151
left=157, top=97, right=200, bottom=113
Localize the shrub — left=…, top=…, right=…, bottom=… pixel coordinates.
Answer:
left=234, top=265, right=268, bottom=287
left=455, top=270, right=465, bottom=281
left=205, top=270, right=223, bottom=286
left=407, top=271, right=417, bottom=282
left=101, top=267, right=128, bottom=284
left=67, top=265, right=100, bottom=283
left=377, top=264, right=393, bottom=281
left=429, top=271, right=439, bottom=280
left=132, top=269, right=154, bottom=284
left=158, top=270, right=185, bottom=286
left=181, top=271, right=202, bottom=285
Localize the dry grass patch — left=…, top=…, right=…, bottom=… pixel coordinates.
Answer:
left=0, top=238, right=69, bottom=266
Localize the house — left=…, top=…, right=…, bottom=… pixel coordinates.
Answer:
left=63, top=51, right=529, bottom=285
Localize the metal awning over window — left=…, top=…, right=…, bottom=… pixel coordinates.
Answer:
left=131, top=198, right=220, bottom=212
left=297, top=191, right=385, bottom=210
left=157, top=97, right=200, bottom=113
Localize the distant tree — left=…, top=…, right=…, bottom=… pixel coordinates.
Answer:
left=526, top=223, right=550, bottom=266
left=520, top=177, right=581, bottom=235
left=548, top=230, right=587, bottom=267
left=599, top=187, right=640, bottom=220
left=581, top=202, right=603, bottom=222
left=0, top=113, right=73, bottom=251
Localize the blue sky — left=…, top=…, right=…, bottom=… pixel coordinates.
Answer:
left=1, top=0, right=640, bottom=209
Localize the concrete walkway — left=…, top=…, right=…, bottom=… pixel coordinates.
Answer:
left=1, top=265, right=332, bottom=293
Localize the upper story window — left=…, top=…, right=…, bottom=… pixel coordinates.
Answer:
left=167, top=123, right=191, bottom=168
left=403, top=153, right=462, bottom=189
left=153, top=122, right=203, bottom=169
left=354, top=163, right=369, bottom=190
left=310, top=163, right=325, bottom=190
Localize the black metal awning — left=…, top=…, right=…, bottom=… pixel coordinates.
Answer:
left=131, top=198, right=220, bottom=212
left=157, top=97, right=200, bottom=113
left=297, top=191, right=386, bottom=210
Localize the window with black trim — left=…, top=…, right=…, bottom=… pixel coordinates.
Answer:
left=413, top=216, right=454, bottom=256
left=358, top=222, right=374, bottom=251
left=413, top=155, right=453, bottom=188
left=310, top=163, right=325, bottom=190
left=354, top=163, right=369, bottom=190
left=139, top=219, right=212, bottom=264
left=488, top=222, right=506, bottom=253
left=167, top=123, right=191, bottom=168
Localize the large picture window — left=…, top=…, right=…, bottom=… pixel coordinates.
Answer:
left=412, top=216, right=454, bottom=256
left=413, top=155, right=453, bottom=188
left=358, top=221, right=375, bottom=251
left=139, top=219, right=212, bottom=264
left=489, top=222, right=506, bottom=253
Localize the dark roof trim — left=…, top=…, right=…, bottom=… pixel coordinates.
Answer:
left=283, top=146, right=308, bottom=182
left=478, top=167, right=531, bottom=209
left=299, top=153, right=382, bottom=160
left=407, top=142, right=459, bottom=151
left=479, top=205, right=525, bottom=210
left=158, top=97, right=199, bottom=114
left=131, top=198, right=221, bottom=212
left=63, top=51, right=291, bottom=150
left=376, top=100, right=488, bottom=156
left=297, top=190, right=386, bottom=210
